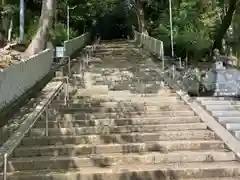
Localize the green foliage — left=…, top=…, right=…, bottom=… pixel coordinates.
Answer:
left=145, top=0, right=238, bottom=59
left=57, top=0, right=119, bottom=33
left=50, top=23, right=77, bottom=46
left=24, top=16, right=39, bottom=43
left=0, top=0, right=121, bottom=43
left=1, top=0, right=240, bottom=60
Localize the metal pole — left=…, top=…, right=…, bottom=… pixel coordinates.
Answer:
left=169, top=0, right=174, bottom=57
left=45, top=108, right=49, bottom=136
left=172, top=65, right=175, bottom=79
left=66, top=77, right=69, bottom=101
left=3, top=153, right=7, bottom=180
left=20, top=0, right=24, bottom=41
left=67, top=6, right=70, bottom=40
left=154, top=39, right=156, bottom=53
left=64, top=77, right=69, bottom=106
left=64, top=83, right=67, bottom=105
left=68, top=57, right=71, bottom=76
left=179, top=57, right=182, bottom=68
left=160, top=41, right=165, bottom=71
left=162, top=56, right=165, bottom=71
left=67, top=5, right=77, bottom=40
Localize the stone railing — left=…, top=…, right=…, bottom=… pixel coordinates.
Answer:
left=0, top=49, right=53, bottom=110
left=134, top=31, right=164, bottom=61
left=163, top=65, right=203, bottom=96
left=64, top=32, right=90, bottom=57
left=0, top=80, right=66, bottom=180
left=0, top=32, right=90, bottom=110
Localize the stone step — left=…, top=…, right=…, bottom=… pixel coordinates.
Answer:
left=29, top=123, right=207, bottom=136
left=58, top=108, right=195, bottom=119
left=21, top=130, right=216, bottom=146
left=3, top=161, right=240, bottom=179
left=55, top=111, right=195, bottom=120
left=76, top=88, right=171, bottom=95
left=200, top=100, right=240, bottom=105
left=35, top=116, right=201, bottom=128
left=102, top=79, right=165, bottom=84
left=89, top=96, right=181, bottom=103
left=60, top=95, right=182, bottom=103
left=107, top=86, right=166, bottom=93
left=178, top=178, right=240, bottom=180
left=232, top=131, right=240, bottom=140
left=218, top=117, right=240, bottom=123
left=55, top=106, right=191, bottom=113
left=205, top=105, right=238, bottom=111
left=211, top=110, right=240, bottom=117
left=67, top=93, right=180, bottom=100
left=96, top=47, right=134, bottom=51
left=53, top=99, right=187, bottom=106
left=14, top=140, right=225, bottom=157
left=72, top=86, right=109, bottom=96
left=52, top=96, right=175, bottom=107
left=52, top=103, right=191, bottom=111
left=96, top=49, right=131, bottom=53
left=6, top=150, right=235, bottom=172
left=224, top=123, right=240, bottom=131
left=196, top=97, right=234, bottom=101
left=95, top=52, right=132, bottom=56
left=90, top=93, right=180, bottom=99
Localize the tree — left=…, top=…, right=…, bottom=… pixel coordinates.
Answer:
left=126, top=0, right=148, bottom=34
left=25, top=0, right=55, bottom=55
left=134, top=0, right=148, bottom=34
left=0, top=1, right=16, bottom=46
left=213, top=0, right=240, bottom=52
left=1, top=0, right=240, bottom=61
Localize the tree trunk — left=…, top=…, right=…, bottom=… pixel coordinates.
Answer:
left=53, top=0, right=57, bottom=28
left=7, top=18, right=12, bottom=41
left=213, top=0, right=238, bottom=52
left=0, top=0, right=6, bottom=46
left=25, top=0, right=55, bottom=56
left=136, top=12, right=141, bottom=32
left=1, top=0, right=14, bottom=43
left=135, top=0, right=148, bottom=34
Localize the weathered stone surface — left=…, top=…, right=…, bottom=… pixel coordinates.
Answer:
left=0, top=44, right=27, bottom=68
left=4, top=41, right=240, bottom=180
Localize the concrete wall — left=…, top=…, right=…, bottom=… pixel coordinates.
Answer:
left=0, top=49, right=53, bottom=109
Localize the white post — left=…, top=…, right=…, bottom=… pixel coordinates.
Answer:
left=172, top=64, right=175, bottom=79
left=162, top=56, right=165, bottom=71
left=154, top=38, right=156, bottom=54
left=45, top=108, right=49, bottom=136
left=169, top=0, right=174, bottom=57
left=161, top=42, right=165, bottom=70
left=3, top=153, right=7, bottom=180
left=67, top=6, right=70, bottom=40
left=20, top=0, right=24, bottom=41
left=67, top=5, right=77, bottom=40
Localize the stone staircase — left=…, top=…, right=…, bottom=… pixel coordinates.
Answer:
left=2, top=41, right=240, bottom=180
left=197, top=97, right=240, bottom=140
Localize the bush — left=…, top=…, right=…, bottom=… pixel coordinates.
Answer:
left=50, top=23, right=77, bottom=46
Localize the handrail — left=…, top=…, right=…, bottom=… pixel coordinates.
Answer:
left=93, top=36, right=101, bottom=51
left=71, top=36, right=101, bottom=88
left=84, top=36, right=102, bottom=68
left=149, top=56, right=240, bottom=161
left=164, top=64, right=205, bottom=95
left=0, top=78, right=68, bottom=180
left=134, top=31, right=202, bottom=95
left=64, top=32, right=90, bottom=57
left=134, top=30, right=164, bottom=69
